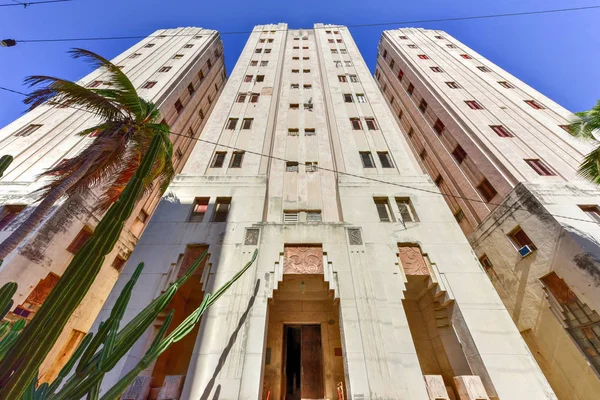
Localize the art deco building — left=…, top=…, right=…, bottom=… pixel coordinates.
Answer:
left=375, top=27, right=600, bottom=399
left=0, top=27, right=226, bottom=380
left=96, top=24, right=555, bottom=400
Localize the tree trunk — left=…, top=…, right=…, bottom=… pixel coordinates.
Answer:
left=0, top=155, right=97, bottom=261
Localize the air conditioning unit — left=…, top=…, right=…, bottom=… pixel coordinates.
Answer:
left=518, top=245, right=534, bottom=257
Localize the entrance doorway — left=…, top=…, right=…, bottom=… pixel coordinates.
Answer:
left=283, top=325, right=324, bottom=400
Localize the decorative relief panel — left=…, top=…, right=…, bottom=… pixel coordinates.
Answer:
left=25, top=273, right=60, bottom=306
left=540, top=272, right=577, bottom=303
left=398, top=246, right=429, bottom=276
left=347, top=228, right=363, bottom=245
left=283, top=246, right=323, bottom=274
left=244, top=228, right=260, bottom=246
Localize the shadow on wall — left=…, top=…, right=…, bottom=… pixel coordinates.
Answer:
left=561, top=226, right=600, bottom=287
left=199, top=279, right=261, bottom=400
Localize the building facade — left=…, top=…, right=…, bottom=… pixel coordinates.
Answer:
left=0, top=27, right=226, bottom=380
left=375, top=27, right=600, bottom=399
left=96, top=24, right=555, bottom=399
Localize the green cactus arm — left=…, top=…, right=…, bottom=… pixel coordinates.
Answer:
left=46, top=332, right=94, bottom=397
left=0, top=154, right=14, bottom=177
left=33, top=382, right=49, bottom=400
left=0, top=282, right=17, bottom=320
left=0, top=319, right=26, bottom=359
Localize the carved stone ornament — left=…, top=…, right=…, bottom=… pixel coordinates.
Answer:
left=398, top=246, right=430, bottom=276
left=283, top=246, right=324, bottom=274
left=244, top=228, right=260, bottom=245
left=348, top=228, right=363, bottom=245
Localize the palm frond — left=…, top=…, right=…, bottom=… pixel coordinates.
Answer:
left=578, top=145, right=600, bottom=185
left=568, top=100, right=600, bottom=140
left=69, top=48, right=144, bottom=118
left=23, top=76, right=124, bottom=121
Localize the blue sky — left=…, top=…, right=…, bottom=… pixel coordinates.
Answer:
left=0, top=0, right=598, bottom=128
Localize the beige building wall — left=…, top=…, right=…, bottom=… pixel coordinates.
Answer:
left=376, top=27, right=600, bottom=399
left=0, top=27, right=226, bottom=380
left=95, top=24, right=555, bottom=399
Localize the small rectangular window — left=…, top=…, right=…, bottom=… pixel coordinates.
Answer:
left=305, top=162, right=318, bottom=172
left=430, top=67, right=443, bottom=73
left=174, top=100, right=184, bottom=114
left=190, top=198, right=209, bottom=222
left=408, top=44, right=418, bottom=49
left=399, top=36, right=408, bottom=40
left=230, top=152, right=244, bottom=168
left=349, top=75, right=359, bottom=82
left=452, top=145, right=467, bottom=164
left=187, top=83, right=195, bottom=95
left=213, top=198, right=231, bottom=222
left=479, top=255, right=493, bottom=269
left=490, top=125, right=513, bottom=137
left=525, top=159, right=555, bottom=176
left=145, top=43, right=155, bottom=48
left=173, top=54, right=184, bottom=59
left=158, top=66, right=172, bottom=73
left=331, top=49, right=338, bottom=54
left=198, top=70, right=205, bottom=80
left=236, top=93, right=247, bottom=103
left=226, top=118, right=238, bottom=130
left=242, top=118, right=253, bottom=129
left=268, top=39, right=274, bottom=43
left=407, top=83, right=414, bottom=95
left=397, top=70, right=404, bottom=81
left=250, top=93, right=260, bottom=103
left=306, top=211, right=322, bottom=222
left=340, top=49, right=347, bottom=54
left=290, top=103, right=299, bottom=110
left=344, top=61, right=352, bottom=67
left=259, top=39, right=265, bottom=43
left=250, top=60, right=258, bottom=66
left=396, top=198, right=417, bottom=222
left=291, top=83, right=299, bottom=89
left=445, top=81, right=460, bottom=89
left=304, top=128, right=315, bottom=136
left=477, top=178, right=497, bottom=202
left=579, top=205, right=600, bottom=224
left=244, top=75, right=253, bottom=82
left=338, top=75, right=347, bottom=83
left=454, top=209, right=465, bottom=223
left=465, top=100, right=484, bottom=110
left=286, top=162, right=299, bottom=172
left=142, top=81, right=157, bottom=89
left=344, top=94, right=354, bottom=103
left=509, top=226, right=536, bottom=250
left=129, top=53, right=141, bottom=59
left=360, top=152, right=375, bottom=168
left=183, top=44, right=194, bottom=49
left=336, top=39, right=343, bottom=43
left=378, top=152, right=394, bottom=168
left=374, top=198, right=393, bottom=222
left=67, top=227, right=93, bottom=254
left=211, top=152, right=226, bottom=168
left=418, top=54, right=429, bottom=60
left=14, top=124, right=42, bottom=137
left=198, top=109, right=205, bottom=119
left=303, top=84, right=312, bottom=89
left=447, top=44, right=456, bottom=48
left=460, top=54, right=472, bottom=59
left=433, top=119, right=445, bottom=135
left=389, top=59, right=395, bottom=69
left=350, top=118, right=362, bottom=130
left=498, top=81, right=514, bottom=89
left=88, top=80, right=102, bottom=88
left=525, top=100, right=545, bottom=110
left=477, top=66, right=491, bottom=72
left=288, top=128, right=299, bottom=136
left=365, top=118, right=378, bottom=130
left=303, top=69, right=310, bottom=73
left=356, top=94, right=366, bottom=103
left=292, top=69, right=300, bottom=73
left=255, top=48, right=262, bottom=53
left=283, top=211, right=299, bottom=223
left=256, top=75, right=265, bottom=82
left=112, top=256, right=127, bottom=272
left=418, top=100, right=428, bottom=113
left=265, top=49, right=271, bottom=54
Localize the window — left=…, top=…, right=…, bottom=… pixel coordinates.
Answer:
left=336, top=39, right=342, bottom=43
left=434, top=35, right=444, bottom=39
left=236, top=93, right=247, bottom=103
left=198, top=109, right=205, bottom=120
left=187, top=127, right=195, bottom=137
left=396, top=198, right=417, bottom=222
left=445, top=81, right=460, bottom=89
left=344, top=61, right=352, bottom=67
left=477, top=178, right=497, bottom=202
left=306, top=211, right=322, bottom=222
left=399, top=36, right=408, bottom=40
left=433, top=119, right=445, bottom=135
left=142, top=81, right=157, bottom=89
left=408, top=44, right=418, bottom=49
left=288, top=128, right=299, bottom=136
left=303, top=69, right=310, bottom=73
left=452, top=145, right=467, bottom=164
left=350, top=118, right=362, bottom=130
left=460, top=54, right=472, bottom=59
left=211, top=152, right=226, bottom=168
left=293, top=46, right=299, bottom=49
left=255, top=48, right=262, bottom=53
left=303, top=84, right=312, bottom=89
left=349, top=74, right=359, bottom=82
left=158, top=66, right=171, bottom=73
left=490, top=125, right=513, bottom=138
left=67, top=227, right=93, bottom=254
left=0, top=205, right=25, bottom=230
left=291, top=83, right=299, bottom=89
left=256, top=75, right=265, bottom=82
left=173, top=54, right=184, bottom=59
left=559, top=125, right=571, bottom=133
left=378, top=152, right=394, bottom=168
left=303, top=46, right=308, bottom=50
left=286, top=162, right=299, bottom=172
left=250, top=60, right=258, bottom=66
left=230, top=152, right=244, bottom=168
left=304, top=128, right=315, bottom=136
left=331, top=49, right=338, bottom=54
left=213, top=198, right=231, bottom=222
left=498, top=81, right=514, bottom=89
left=418, top=100, right=428, bottom=113
left=509, top=226, right=536, bottom=250
left=303, top=103, right=313, bottom=111
left=14, top=124, right=42, bottom=137
left=418, top=54, right=429, bottom=60
left=454, top=209, right=466, bottom=223
left=259, top=39, right=265, bottom=43
left=129, top=53, right=141, bottom=59
left=88, top=80, right=102, bottom=88
left=430, top=67, right=443, bottom=73
left=292, top=69, right=300, bottom=73
left=305, top=162, right=318, bottom=172
left=525, top=159, right=555, bottom=176
left=261, top=61, right=268, bottom=66
left=268, top=39, right=274, bottom=43
left=365, top=118, right=378, bottom=130
left=447, top=44, right=456, bottom=48
left=250, top=93, right=260, bottom=103
left=360, top=152, right=375, bottom=168
left=112, top=256, right=127, bottom=272
left=374, top=198, right=393, bottom=222
left=290, top=103, right=299, bottom=110
left=579, top=205, right=600, bottom=224
left=525, top=100, right=545, bottom=110
left=193, top=35, right=202, bottom=39
left=344, top=94, right=354, bottom=103
left=352, top=93, right=364, bottom=103
left=338, top=75, right=347, bottom=82
left=477, top=66, right=491, bottom=72
left=389, top=59, right=395, bottom=69
left=244, top=75, right=253, bottom=82
left=334, top=61, right=342, bottom=68
left=283, top=211, right=299, bottom=223
left=465, top=100, right=483, bottom=110
left=198, top=70, right=205, bottom=81
left=174, top=100, right=184, bottom=114
left=397, top=70, right=404, bottom=81
left=479, top=255, right=493, bottom=270
left=340, top=49, right=347, bottom=54
left=183, top=44, right=194, bottom=49
left=407, top=83, right=414, bottom=95
left=187, top=83, right=195, bottom=95
left=226, top=118, right=238, bottom=129
left=241, top=118, right=253, bottom=129
left=175, top=148, right=183, bottom=160
left=265, top=49, right=271, bottom=54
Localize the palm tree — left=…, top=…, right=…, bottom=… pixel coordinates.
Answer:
left=0, top=48, right=174, bottom=261
left=568, top=99, right=600, bottom=184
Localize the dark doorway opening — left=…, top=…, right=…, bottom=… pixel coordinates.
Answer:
left=283, top=324, right=323, bottom=400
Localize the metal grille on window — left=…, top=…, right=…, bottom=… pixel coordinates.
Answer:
left=374, top=199, right=392, bottom=222
left=305, top=162, right=318, bottom=172
left=286, top=162, right=299, bottom=172
left=306, top=212, right=322, bottom=222
left=348, top=228, right=363, bottom=245
left=283, top=212, right=299, bottom=223
left=396, top=198, right=416, bottom=222
left=244, top=228, right=260, bottom=245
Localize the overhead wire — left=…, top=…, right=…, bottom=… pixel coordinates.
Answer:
left=0, top=0, right=72, bottom=7
left=0, top=85, right=597, bottom=225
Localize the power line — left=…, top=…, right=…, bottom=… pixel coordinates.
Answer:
left=0, top=0, right=72, bottom=7
left=0, top=85, right=595, bottom=225
left=7, top=5, right=600, bottom=43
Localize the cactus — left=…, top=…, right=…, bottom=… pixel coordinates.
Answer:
left=0, top=282, right=17, bottom=320
left=0, top=155, right=13, bottom=178
left=0, top=132, right=172, bottom=399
